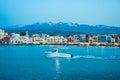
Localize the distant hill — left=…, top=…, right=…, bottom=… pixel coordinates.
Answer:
left=1, top=22, right=120, bottom=36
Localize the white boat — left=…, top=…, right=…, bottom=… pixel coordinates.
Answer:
left=45, top=48, right=72, bottom=58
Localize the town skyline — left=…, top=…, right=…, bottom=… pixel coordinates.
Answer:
left=0, top=28, right=120, bottom=47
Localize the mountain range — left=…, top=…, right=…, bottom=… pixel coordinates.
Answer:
left=1, top=22, right=120, bottom=36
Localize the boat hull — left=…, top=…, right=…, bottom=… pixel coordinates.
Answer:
left=46, top=53, right=72, bottom=58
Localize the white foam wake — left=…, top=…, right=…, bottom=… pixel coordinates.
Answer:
left=72, top=55, right=120, bottom=60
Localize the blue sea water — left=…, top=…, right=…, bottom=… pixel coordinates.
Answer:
left=0, top=45, right=120, bottom=80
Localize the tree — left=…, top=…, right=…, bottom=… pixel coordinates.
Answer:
left=20, top=32, right=26, bottom=36
left=50, top=34, right=56, bottom=36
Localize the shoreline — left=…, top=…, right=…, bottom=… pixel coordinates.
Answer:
left=0, top=42, right=120, bottom=47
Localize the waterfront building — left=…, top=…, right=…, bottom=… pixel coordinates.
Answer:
left=106, top=35, right=112, bottom=43
left=110, top=35, right=115, bottom=43
left=79, top=34, right=86, bottom=42
left=48, top=36, right=64, bottom=42
left=21, top=37, right=29, bottom=44
left=3, top=36, right=10, bottom=44
left=31, top=34, right=41, bottom=44
left=67, top=36, right=74, bottom=42
left=10, top=33, right=23, bottom=44
left=40, top=34, right=49, bottom=42
left=0, top=29, right=4, bottom=39
left=48, top=36, right=54, bottom=42
left=20, top=32, right=29, bottom=44
left=118, top=36, right=120, bottom=43
left=27, top=37, right=33, bottom=44
left=0, top=29, right=8, bottom=43
left=98, top=35, right=107, bottom=43
left=77, top=34, right=89, bottom=42
left=89, top=36, right=93, bottom=43
left=10, top=33, right=20, bottom=40
left=97, top=35, right=111, bottom=46
left=57, top=36, right=64, bottom=42
left=63, top=38, right=67, bottom=43
left=73, top=35, right=79, bottom=42
left=32, top=34, right=40, bottom=41
left=115, top=35, right=120, bottom=43
left=0, top=29, right=4, bottom=43
left=86, top=34, right=89, bottom=42
left=92, top=35, right=98, bottom=43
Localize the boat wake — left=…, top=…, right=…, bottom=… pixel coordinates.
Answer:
left=72, top=55, right=120, bottom=60
left=59, top=47, right=69, bottom=50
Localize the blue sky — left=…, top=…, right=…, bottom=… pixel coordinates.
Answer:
left=0, top=0, right=120, bottom=27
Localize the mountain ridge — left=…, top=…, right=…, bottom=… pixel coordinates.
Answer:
left=1, top=22, right=120, bottom=36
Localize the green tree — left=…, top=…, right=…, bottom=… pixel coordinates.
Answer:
left=20, top=32, right=26, bottom=36
left=50, top=34, right=56, bottom=36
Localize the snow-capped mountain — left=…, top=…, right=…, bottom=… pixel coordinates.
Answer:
left=1, top=22, right=120, bottom=35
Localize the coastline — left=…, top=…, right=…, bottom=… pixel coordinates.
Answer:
left=0, top=42, right=120, bottom=47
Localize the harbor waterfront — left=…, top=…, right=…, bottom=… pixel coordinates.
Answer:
left=0, top=29, right=120, bottom=47
left=1, top=0, right=120, bottom=80
left=0, top=45, right=120, bottom=80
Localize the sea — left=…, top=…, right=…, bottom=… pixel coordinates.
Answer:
left=0, top=45, right=120, bottom=80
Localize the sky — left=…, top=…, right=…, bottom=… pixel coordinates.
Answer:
left=0, top=0, right=120, bottom=27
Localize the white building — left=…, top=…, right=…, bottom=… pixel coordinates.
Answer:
left=20, top=32, right=30, bottom=44
left=0, top=29, right=8, bottom=39
left=10, top=33, right=23, bottom=44
left=40, top=34, right=49, bottom=42
left=0, top=29, right=8, bottom=43
left=32, top=34, right=40, bottom=41
left=48, top=36, right=64, bottom=42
